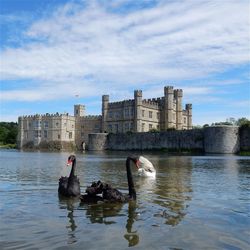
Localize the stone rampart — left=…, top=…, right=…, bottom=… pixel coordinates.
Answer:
left=88, top=126, right=248, bottom=154
left=88, top=133, right=108, bottom=151
left=239, top=126, right=250, bottom=151
left=204, top=126, right=239, bottom=153
left=107, top=129, right=203, bottom=150
left=88, top=130, right=204, bottom=151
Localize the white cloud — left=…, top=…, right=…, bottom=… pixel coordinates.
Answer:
left=0, top=0, right=249, bottom=102
left=0, top=79, right=101, bottom=101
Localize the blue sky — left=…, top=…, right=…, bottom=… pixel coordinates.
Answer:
left=0, top=0, right=249, bottom=125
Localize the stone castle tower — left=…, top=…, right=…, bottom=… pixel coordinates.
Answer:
left=101, top=86, right=192, bottom=133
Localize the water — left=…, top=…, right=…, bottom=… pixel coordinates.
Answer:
left=0, top=150, right=249, bottom=250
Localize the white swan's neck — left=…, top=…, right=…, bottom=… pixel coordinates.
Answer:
left=138, top=168, right=156, bottom=177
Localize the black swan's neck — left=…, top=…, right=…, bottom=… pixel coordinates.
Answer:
left=126, top=157, right=136, bottom=200
left=69, top=159, right=76, bottom=179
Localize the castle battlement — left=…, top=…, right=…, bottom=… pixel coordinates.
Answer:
left=21, top=112, right=73, bottom=119
left=142, top=99, right=160, bottom=109
left=108, top=99, right=134, bottom=108
left=82, top=115, right=102, bottom=120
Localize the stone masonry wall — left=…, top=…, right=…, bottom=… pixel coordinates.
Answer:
left=89, top=129, right=204, bottom=151
left=204, top=126, right=239, bottom=153
left=239, top=126, right=250, bottom=151
left=107, top=129, right=203, bottom=150
left=88, top=126, right=248, bottom=154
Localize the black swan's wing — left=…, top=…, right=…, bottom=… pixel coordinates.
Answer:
left=67, top=176, right=81, bottom=196
left=58, top=176, right=68, bottom=195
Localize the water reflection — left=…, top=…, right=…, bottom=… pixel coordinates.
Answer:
left=152, top=157, right=193, bottom=226
left=80, top=201, right=140, bottom=247
left=58, top=197, right=78, bottom=244
left=83, top=202, right=123, bottom=224
left=124, top=201, right=139, bottom=247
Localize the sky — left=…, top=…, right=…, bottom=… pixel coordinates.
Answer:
left=0, top=0, right=250, bottom=125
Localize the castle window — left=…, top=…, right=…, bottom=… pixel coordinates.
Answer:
left=108, top=124, right=112, bottom=132
left=55, top=122, right=59, bottom=127
left=125, top=123, right=129, bottom=131
left=157, top=112, right=160, bottom=119
left=125, top=108, right=129, bottom=117
left=130, top=108, right=134, bottom=117
left=58, top=134, right=61, bottom=139
left=44, top=130, right=48, bottom=138
left=114, top=124, right=119, bottom=133
left=184, top=117, right=187, bottom=124
left=142, top=123, right=145, bottom=132
left=149, top=111, right=153, bottom=118
left=44, top=121, right=49, bottom=128
left=81, top=132, right=84, bottom=138
left=157, top=125, right=160, bottom=130
left=130, top=122, right=133, bottom=131
left=33, top=120, right=41, bottom=128
left=69, top=132, right=72, bottom=139
left=115, top=112, right=120, bottom=119
left=34, top=130, right=41, bottom=138
left=142, top=110, right=145, bottom=117
left=109, top=111, right=113, bottom=118
left=149, top=124, right=153, bottom=130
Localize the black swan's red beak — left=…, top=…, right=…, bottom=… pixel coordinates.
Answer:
left=67, top=160, right=72, bottom=166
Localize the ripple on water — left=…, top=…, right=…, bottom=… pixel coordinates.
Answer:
left=0, top=151, right=249, bottom=250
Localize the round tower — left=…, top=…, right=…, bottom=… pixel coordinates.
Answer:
left=134, top=90, right=142, bottom=132
left=102, top=95, right=109, bottom=132
left=164, top=86, right=174, bottom=129
left=186, top=104, right=192, bottom=129
left=174, top=89, right=183, bottom=130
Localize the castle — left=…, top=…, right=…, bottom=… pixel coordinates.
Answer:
left=18, top=86, right=192, bottom=149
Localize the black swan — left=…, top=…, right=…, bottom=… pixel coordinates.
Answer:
left=58, top=155, right=81, bottom=197
left=80, top=156, right=137, bottom=203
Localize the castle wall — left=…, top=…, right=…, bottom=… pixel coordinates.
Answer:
left=106, top=129, right=203, bottom=150
left=239, top=126, right=250, bottom=151
left=204, top=126, right=240, bottom=153
left=18, top=114, right=75, bottom=148
left=104, top=100, right=135, bottom=133
left=88, top=133, right=108, bottom=151
left=88, top=126, right=245, bottom=154
left=140, top=102, right=161, bottom=131
left=75, top=115, right=102, bottom=149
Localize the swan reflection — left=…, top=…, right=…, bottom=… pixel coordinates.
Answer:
left=80, top=201, right=140, bottom=247
left=124, top=201, right=139, bottom=247
left=58, top=197, right=79, bottom=244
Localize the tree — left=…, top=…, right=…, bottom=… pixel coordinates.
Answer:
left=236, top=117, right=250, bottom=127
left=0, top=122, right=18, bottom=145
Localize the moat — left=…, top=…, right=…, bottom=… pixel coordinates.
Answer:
left=0, top=150, right=249, bottom=249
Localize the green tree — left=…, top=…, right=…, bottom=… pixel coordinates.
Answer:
left=236, top=117, right=250, bottom=127
left=0, top=122, right=18, bottom=145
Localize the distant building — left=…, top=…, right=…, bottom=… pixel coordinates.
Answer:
left=18, top=86, right=192, bottom=149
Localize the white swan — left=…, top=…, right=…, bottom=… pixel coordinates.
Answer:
left=136, top=156, right=156, bottom=177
